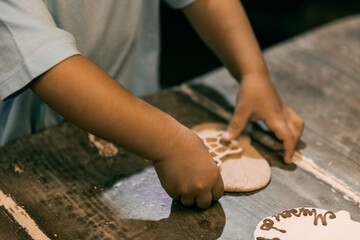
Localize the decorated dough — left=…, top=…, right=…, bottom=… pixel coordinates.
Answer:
left=192, top=123, right=271, bottom=192
left=253, top=207, right=360, bottom=240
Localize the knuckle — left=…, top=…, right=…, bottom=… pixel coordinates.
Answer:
left=179, top=183, right=204, bottom=196
left=193, top=182, right=207, bottom=192
left=265, top=117, right=282, bottom=128
left=177, top=186, right=189, bottom=196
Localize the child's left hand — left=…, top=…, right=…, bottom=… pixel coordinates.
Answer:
left=222, top=73, right=304, bottom=164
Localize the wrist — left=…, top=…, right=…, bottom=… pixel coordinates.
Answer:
left=229, top=64, right=269, bottom=82
left=154, top=124, right=200, bottom=163
left=152, top=121, right=187, bottom=163
left=239, top=71, right=271, bottom=82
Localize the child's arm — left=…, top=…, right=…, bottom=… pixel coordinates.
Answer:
left=183, top=0, right=304, bottom=163
left=31, top=55, right=223, bottom=208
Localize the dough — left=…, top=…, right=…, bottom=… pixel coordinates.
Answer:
left=88, top=133, right=118, bottom=157
left=192, top=123, right=271, bottom=192
left=253, top=207, right=360, bottom=240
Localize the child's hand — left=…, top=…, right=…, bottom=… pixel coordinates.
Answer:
left=222, top=73, right=304, bottom=164
left=154, top=126, right=224, bottom=209
left=32, top=55, right=222, bottom=208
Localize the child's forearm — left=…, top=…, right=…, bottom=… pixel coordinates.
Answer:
left=183, top=0, right=267, bottom=80
left=31, top=55, right=183, bottom=161
left=32, top=55, right=224, bottom=208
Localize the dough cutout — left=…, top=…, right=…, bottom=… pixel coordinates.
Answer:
left=192, top=123, right=271, bottom=192
left=253, top=207, right=360, bottom=240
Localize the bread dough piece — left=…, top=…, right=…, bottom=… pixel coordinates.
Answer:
left=253, top=207, right=360, bottom=240
left=192, top=123, right=271, bottom=192
left=88, top=133, right=118, bottom=157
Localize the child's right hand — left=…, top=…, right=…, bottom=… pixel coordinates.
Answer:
left=31, top=55, right=223, bottom=209
left=154, top=126, right=224, bottom=209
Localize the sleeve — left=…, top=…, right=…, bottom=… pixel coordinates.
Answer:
left=163, top=0, right=197, bottom=9
left=0, top=0, right=81, bottom=100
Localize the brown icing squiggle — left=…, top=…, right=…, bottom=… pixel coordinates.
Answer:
left=271, top=208, right=336, bottom=226
left=260, top=208, right=336, bottom=234
left=260, top=219, right=286, bottom=233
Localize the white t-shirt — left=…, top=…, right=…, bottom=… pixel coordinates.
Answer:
left=0, top=0, right=196, bottom=146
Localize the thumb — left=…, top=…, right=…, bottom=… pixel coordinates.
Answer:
left=222, top=109, right=250, bottom=141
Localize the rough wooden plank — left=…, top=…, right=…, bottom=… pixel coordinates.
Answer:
left=264, top=16, right=360, bottom=192
left=0, top=123, right=152, bottom=239
left=0, top=206, right=33, bottom=240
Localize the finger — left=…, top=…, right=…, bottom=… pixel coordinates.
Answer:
left=286, top=106, right=305, bottom=136
left=180, top=195, right=195, bottom=207
left=223, top=107, right=251, bottom=141
left=211, top=174, right=224, bottom=201
left=281, top=131, right=296, bottom=164
left=196, top=192, right=212, bottom=209
left=266, top=119, right=296, bottom=164
left=284, top=108, right=305, bottom=149
left=285, top=117, right=299, bottom=143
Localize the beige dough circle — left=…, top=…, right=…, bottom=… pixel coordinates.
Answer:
left=253, top=208, right=360, bottom=240
left=192, top=122, right=271, bottom=192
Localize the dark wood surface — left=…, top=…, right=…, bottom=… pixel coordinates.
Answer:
left=0, top=206, right=33, bottom=240
left=0, top=15, right=359, bottom=240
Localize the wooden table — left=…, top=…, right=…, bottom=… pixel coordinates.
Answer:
left=0, top=15, right=359, bottom=239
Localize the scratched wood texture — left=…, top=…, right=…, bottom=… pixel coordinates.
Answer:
left=0, top=206, right=33, bottom=240
left=0, top=15, right=359, bottom=240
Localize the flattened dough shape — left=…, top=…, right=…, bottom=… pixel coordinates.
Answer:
left=192, top=123, right=271, bottom=192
